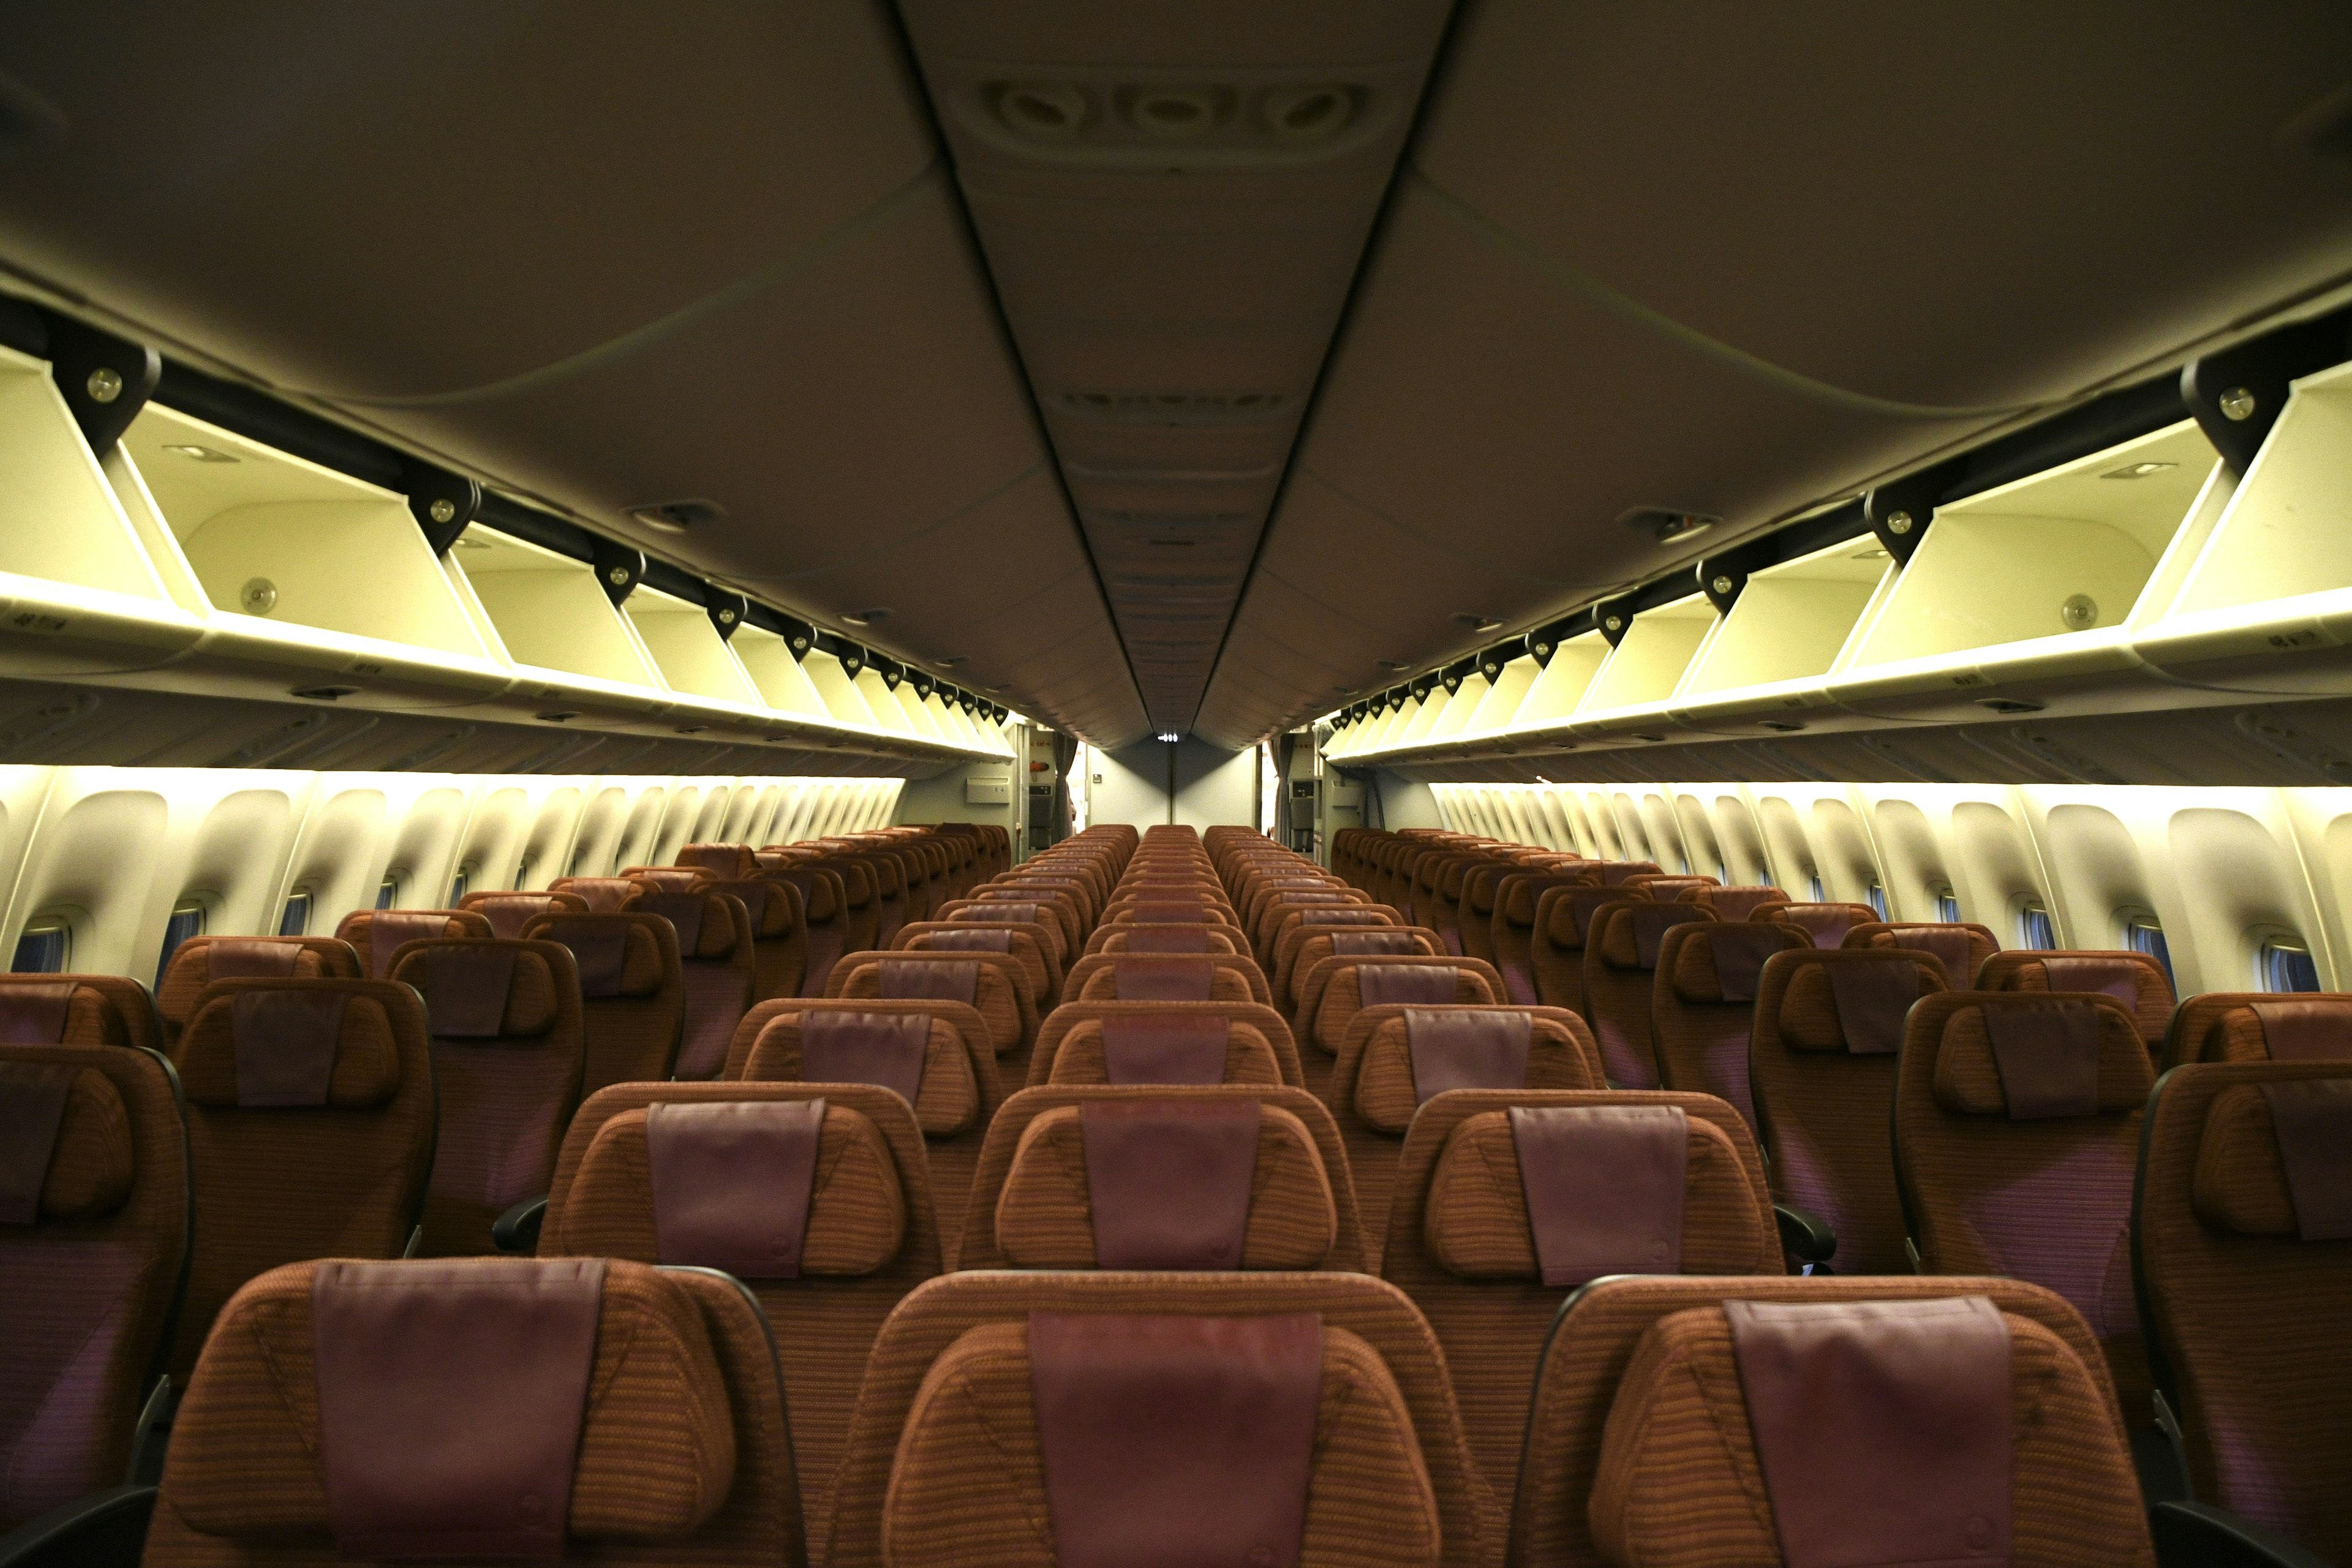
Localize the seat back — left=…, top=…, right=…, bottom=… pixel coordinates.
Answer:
left=729, top=999, right=1002, bottom=1142
left=0, top=971, right=161, bottom=1052
left=827, top=951, right=1035, bottom=1056
left=387, top=938, right=586, bottom=1256
left=146, top=1257, right=803, bottom=1568
left=1511, top=1276, right=2151, bottom=1568
left=458, top=889, right=591, bottom=938
left=1327, top=1004, right=1604, bottom=1251
left=1088, top=924, right=1240, bottom=965
left=0, top=1042, right=187, bottom=1529
left=1490, top=873, right=1586, bottom=1006
left=824, top=1271, right=1501, bottom=1568
left=762, top=864, right=851, bottom=996
left=1651, top=919, right=1812, bottom=1128
left=165, top=978, right=434, bottom=1379
left=1529, top=884, right=1644, bottom=1016
left=1581, top=901, right=1717, bottom=1088
left=541, top=1081, right=938, bottom=1553
left=157, top=935, right=363, bottom=1043
left=1978, top=948, right=2176, bottom=1052
left=1763, top=899, right=1882, bottom=948
left=331, top=910, right=490, bottom=983
left=1303, top=955, right=1504, bottom=1057
left=1683, top=883, right=1789, bottom=921
left=1384, top=1088, right=1779, bottom=1499
left=630, top=891, right=757, bottom=1079
left=674, top=842, right=759, bottom=880
left=1068, top=952, right=1268, bottom=1009
left=693, top=878, right=808, bottom=1003
left=1266, top=904, right=1403, bottom=1000
left=518, top=912, right=685, bottom=1095
left=547, top=874, right=641, bottom=912
left=942, top=899, right=1068, bottom=974
left=962, top=886, right=1082, bottom=957
left=1747, top=947, right=1951, bottom=1275
left=2165, top=990, right=2352, bottom=1068
left=1030, top=1001, right=1303, bottom=1090
left=1894, top=989, right=2155, bottom=1415
left=893, top=921, right=1054, bottom=1007
left=956, top=1084, right=1363, bottom=1272
left=2136, top=1060, right=2352, bottom=1558
left=1282, top=927, right=1441, bottom=1014
left=1844, top=919, right=2000, bottom=986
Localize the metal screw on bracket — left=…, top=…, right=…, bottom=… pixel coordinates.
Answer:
left=1604, top=616, right=1623, bottom=632
left=428, top=498, right=457, bottom=523
left=718, top=608, right=737, bottom=625
left=791, top=637, right=809, bottom=650
left=1533, top=642, right=1550, bottom=655
left=606, top=566, right=630, bottom=586
left=1711, top=575, right=1735, bottom=594
left=85, top=367, right=123, bottom=404
left=2218, top=386, right=2258, bottom=421
left=1886, top=510, right=1915, bottom=535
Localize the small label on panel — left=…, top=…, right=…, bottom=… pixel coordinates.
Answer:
left=7, top=611, right=69, bottom=635
left=344, top=658, right=387, bottom=676
left=965, top=776, right=1011, bottom=804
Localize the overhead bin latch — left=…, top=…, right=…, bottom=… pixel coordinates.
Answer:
left=44, top=314, right=159, bottom=456
left=400, top=461, right=481, bottom=556
left=591, top=539, right=644, bottom=606
left=705, top=590, right=749, bottom=641
left=2182, top=307, right=2352, bottom=475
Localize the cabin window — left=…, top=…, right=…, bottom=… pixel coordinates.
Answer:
left=2018, top=900, right=2056, bottom=950
left=2260, top=939, right=2321, bottom=994
left=278, top=891, right=312, bottom=937
left=1934, top=888, right=1962, bottom=923
left=448, top=866, right=471, bottom=904
left=2122, top=914, right=2174, bottom=988
left=1807, top=872, right=1825, bottom=903
left=375, top=877, right=401, bottom=910
left=156, top=902, right=207, bottom=988
left=1866, top=881, right=1888, bottom=919
left=11, top=921, right=70, bottom=974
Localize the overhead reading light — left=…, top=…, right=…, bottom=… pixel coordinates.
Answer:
left=935, top=655, right=967, bottom=667
left=1157, top=731, right=1182, bottom=743
left=840, top=608, right=891, bottom=627
left=2100, top=461, right=2178, bottom=480
left=1620, top=507, right=1721, bottom=543
left=627, top=499, right=725, bottom=533
left=1378, top=659, right=1411, bottom=671
left=163, top=443, right=238, bottom=463
left=1452, top=612, right=1504, bottom=632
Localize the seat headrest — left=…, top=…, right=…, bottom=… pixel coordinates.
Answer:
left=459, top=891, right=590, bottom=939
left=1667, top=922, right=1807, bottom=1004
left=1690, top=885, right=1788, bottom=919
left=1351, top=962, right=1474, bottom=1009
left=521, top=916, right=672, bottom=999
left=1849, top=922, right=1996, bottom=987
left=1422, top=1101, right=1767, bottom=1283
left=699, top=878, right=801, bottom=939
left=675, top=843, right=757, bottom=879
left=1596, top=903, right=1714, bottom=970
left=883, top=1315, right=1438, bottom=1568
left=335, top=911, right=494, bottom=981
left=2192, top=1076, right=2352, bottom=1241
left=995, top=1101, right=1336, bottom=1268
left=1768, top=951, right=1948, bottom=1056
left=634, top=891, right=739, bottom=961
left=1539, top=886, right=1642, bottom=947
left=178, top=981, right=415, bottom=1109
left=0, top=976, right=145, bottom=1047
left=557, top=1097, right=907, bottom=1276
left=1768, top=902, right=1881, bottom=949
left=388, top=941, right=567, bottom=1039
left=548, top=876, right=641, bottom=914
left=1593, top=1297, right=2060, bottom=1568
left=918, top=928, right=1013, bottom=955
left=165, top=1259, right=736, bottom=1551
left=0, top=1057, right=134, bottom=1223
left=1923, top=994, right=2151, bottom=1118
left=159, top=936, right=363, bottom=1016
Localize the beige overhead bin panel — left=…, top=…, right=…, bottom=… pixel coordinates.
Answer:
left=618, top=587, right=766, bottom=732
left=448, top=526, right=668, bottom=723
left=0, top=345, right=208, bottom=677
left=1830, top=419, right=2223, bottom=722
left=1463, top=653, right=1537, bottom=737
left=1397, top=684, right=1449, bottom=746
left=801, top=649, right=880, bottom=727
left=1673, top=535, right=1896, bottom=737
left=730, top=624, right=832, bottom=719
left=2138, top=361, right=2352, bottom=694
left=1511, top=631, right=1608, bottom=729
left=886, top=678, right=944, bottom=739
left=120, top=404, right=511, bottom=708
left=854, top=666, right=914, bottom=734
left=1429, top=671, right=1488, bottom=739
left=1573, top=594, right=1717, bottom=738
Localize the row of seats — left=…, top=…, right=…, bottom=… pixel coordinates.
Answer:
left=4, top=822, right=2342, bottom=1564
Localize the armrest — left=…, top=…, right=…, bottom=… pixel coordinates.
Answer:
left=492, top=1196, right=548, bottom=1254
left=0, top=1487, right=156, bottom=1568
left=1774, top=1203, right=1837, bottom=1267
left=2152, top=1503, right=2335, bottom=1568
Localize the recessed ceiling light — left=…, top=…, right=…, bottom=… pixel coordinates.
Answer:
left=627, top=499, right=725, bottom=533
left=164, top=443, right=238, bottom=464
left=2100, top=461, right=2177, bottom=480
left=1452, top=612, right=1504, bottom=632
left=1379, top=659, right=1410, bottom=671
left=1619, top=507, right=1721, bottom=543
left=840, top=608, right=892, bottom=627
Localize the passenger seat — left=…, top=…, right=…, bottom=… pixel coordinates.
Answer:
left=458, top=888, right=590, bottom=937
left=331, top=909, right=489, bottom=982
left=1978, top=948, right=2176, bottom=1055
left=2165, top=990, right=2352, bottom=1066
left=1027, top=1001, right=1304, bottom=1091
left=1580, top=901, right=1716, bottom=1088
left=1649, top=919, right=1811, bottom=1128
left=1843, top=918, right=2000, bottom=987
left=155, top=935, right=361, bottom=1046
left=518, top=911, right=685, bottom=1095
left=0, top=970, right=161, bottom=1050
left=632, top=889, right=756, bottom=1080
left=1763, top=899, right=1883, bottom=948
left=826, top=951, right=1035, bottom=1059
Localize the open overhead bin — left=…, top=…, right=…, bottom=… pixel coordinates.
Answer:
left=1569, top=592, right=1718, bottom=742
left=1672, top=514, right=1898, bottom=739
left=1828, top=418, right=2226, bottom=722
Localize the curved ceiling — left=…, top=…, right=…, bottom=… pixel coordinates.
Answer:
left=2, top=1, right=2348, bottom=753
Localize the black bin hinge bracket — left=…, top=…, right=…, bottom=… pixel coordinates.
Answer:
left=591, top=539, right=645, bottom=606
left=1864, top=469, right=1949, bottom=568
left=401, top=462, right=481, bottom=557
left=45, top=315, right=160, bottom=456
left=2183, top=311, right=2352, bottom=476
left=706, top=590, right=748, bottom=642
left=1594, top=594, right=1640, bottom=648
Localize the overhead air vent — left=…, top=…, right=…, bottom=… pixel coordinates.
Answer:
left=1620, top=507, right=1721, bottom=544
left=627, top=499, right=725, bottom=534
left=1058, top=391, right=1286, bottom=424
left=968, top=75, right=1378, bottom=165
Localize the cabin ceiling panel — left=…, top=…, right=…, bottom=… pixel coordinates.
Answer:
left=0, top=0, right=1150, bottom=747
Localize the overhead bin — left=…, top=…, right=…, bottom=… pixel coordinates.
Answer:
left=0, top=344, right=205, bottom=677
left=445, top=524, right=667, bottom=725
left=730, top=623, right=834, bottom=720
left=1572, top=593, right=1717, bottom=737
left=1673, top=533, right=1897, bottom=737
left=618, top=584, right=764, bottom=714
left=2136, top=359, right=2352, bottom=694
left=1828, top=419, right=2225, bottom=722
